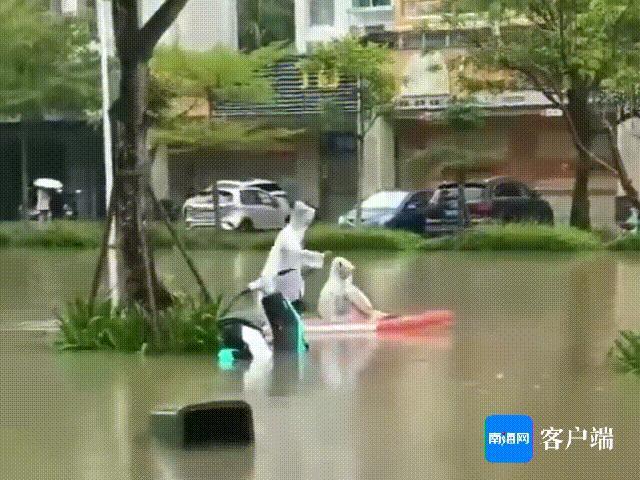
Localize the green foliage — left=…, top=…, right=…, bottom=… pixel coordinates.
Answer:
left=455, top=0, right=640, bottom=94
left=0, top=230, right=10, bottom=247
left=299, top=36, right=396, bottom=114
left=151, top=118, right=300, bottom=151
left=249, top=224, right=424, bottom=251
left=2, top=221, right=629, bottom=252
left=609, top=330, right=640, bottom=374
left=441, top=101, right=485, bottom=131
left=152, top=43, right=288, bottom=108
left=0, top=0, right=99, bottom=118
left=408, top=101, right=490, bottom=183
left=420, top=223, right=603, bottom=251
left=159, top=294, right=228, bottom=353
left=607, top=233, right=640, bottom=251
left=150, top=43, right=297, bottom=151
left=0, top=221, right=101, bottom=248
left=56, top=298, right=144, bottom=352
left=56, top=295, right=226, bottom=354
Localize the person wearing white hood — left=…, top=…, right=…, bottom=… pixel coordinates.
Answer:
left=318, top=257, right=387, bottom=323
left=251, top=201, right=326, bottom=313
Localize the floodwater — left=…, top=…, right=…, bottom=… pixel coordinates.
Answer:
left=1, top=248, right=640, bottom=479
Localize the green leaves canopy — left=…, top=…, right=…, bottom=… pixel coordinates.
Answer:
left=150, top=118, right=299, bottom=151
left=150, top=42, right=298, bottom=151
left=298, top=36, right=396, bottom=113
left=151, top=42, right=288, bottom=106
left=0, top=0, right=99, bottom=119
left=453, top=0, right=640, bottom=95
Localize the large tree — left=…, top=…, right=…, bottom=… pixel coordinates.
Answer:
left=444, top=0, right=640, bottom=229
left=0, top=0, right=99, bottom=218
left=104, top=0, right=197, bottom=338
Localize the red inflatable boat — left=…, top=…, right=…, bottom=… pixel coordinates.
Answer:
left=304, top=310, right=454, bottom=335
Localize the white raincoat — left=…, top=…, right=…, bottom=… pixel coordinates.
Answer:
left=318, top=257, right=376, bottom=322
left=255, top=201, right=324, bottom=302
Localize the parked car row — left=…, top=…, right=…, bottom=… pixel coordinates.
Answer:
left=339, top=177, right=554, bottom=235
left=182, top=176, right=553, bottom=234
left=183, top=179, right=291, bottom=231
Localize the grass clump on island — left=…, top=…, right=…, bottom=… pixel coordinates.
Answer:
left=420, top=223, right=603, bottom=252
left=609, top=330, right=640, bottom=375
left=56, top=295, right=228, bottom=353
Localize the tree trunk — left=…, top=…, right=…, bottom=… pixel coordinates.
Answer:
left=567, top=87, right=592, bottom=230
left=206, top=96, right=222, bottom=231
left=456, top=170, right=467, bottom=229
left=355, top=77, right=364, bottom=226
left=19, top=122, right=30, bottom=220
left=112, top=2, right=172, bottom=316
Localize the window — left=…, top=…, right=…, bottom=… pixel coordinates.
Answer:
left=257, top=191, right=278, bottom=207
left=494, top=182, right=527, bottom=198
left=405, top=191, right=434, bottom=210
left=253, top=182, right=281, bottom=193
left=353, top=0, right=391, bottom=7
left=310, top=0, right=334, bottom=26
left=362, top=191, right=409, bottom=210
left=240, top=190, right=261, bottom=206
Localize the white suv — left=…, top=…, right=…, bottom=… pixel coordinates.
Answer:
left=218, top=179, right=291, bottom=215
left=183, top=186, right=288, bottom=231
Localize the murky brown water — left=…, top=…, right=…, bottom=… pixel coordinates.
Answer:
left=1, top=249, right=640, bottom=479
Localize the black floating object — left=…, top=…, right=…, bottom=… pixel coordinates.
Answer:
left=151, top=400, right=254, bottom=447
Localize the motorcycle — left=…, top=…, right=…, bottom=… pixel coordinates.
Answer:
left=217, top=269, right=308, bottom=364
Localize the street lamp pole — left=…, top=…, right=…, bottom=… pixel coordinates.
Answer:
left=97, top=0, right=119, bottom=304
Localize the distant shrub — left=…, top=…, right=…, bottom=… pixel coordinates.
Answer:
left=250, top=224, right=423, bottom=251
left=607, top=234, right=640, bottom=251
left=0, top=230, right=9, bottom=247
left=420, top=224, right=603, bottom=252
left=15, top=221, right=101, bottom=248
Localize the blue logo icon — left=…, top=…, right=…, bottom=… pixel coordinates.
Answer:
left=485, top=414, right=534, bottom=463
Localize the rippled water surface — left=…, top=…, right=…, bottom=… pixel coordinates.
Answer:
left=1, top=249, right=640, bottom=479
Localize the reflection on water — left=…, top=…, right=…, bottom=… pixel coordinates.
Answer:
left=1, top=250, right=640, bottom=479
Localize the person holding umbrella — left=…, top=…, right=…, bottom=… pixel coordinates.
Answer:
left=33, top=178, right=63, bottom=223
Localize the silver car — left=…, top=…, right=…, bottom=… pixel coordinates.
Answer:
left=183, top=187, right=288, bottom=231
left=218, top=179, right=291, bottom=216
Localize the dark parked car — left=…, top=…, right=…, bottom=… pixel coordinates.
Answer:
left=424, top=177, right=554, bottom=235
left=338, top=189, right=435, bottom=233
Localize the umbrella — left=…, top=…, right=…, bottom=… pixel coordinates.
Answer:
left=33, top=178, right=63, bottom=190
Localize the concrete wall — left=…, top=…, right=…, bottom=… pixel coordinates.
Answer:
left=295, top=0, right=394, bottom=53
left=161, top=136, right=322, bottom=211
left=142, top=0, right=239, bottom=50
left=296, top=136, right=322, bottom=207
left=362, top=115, right=396, bottom=198
left=618, top=118, right=640, bottom=197
left=151, top=145, right=170, bottom=200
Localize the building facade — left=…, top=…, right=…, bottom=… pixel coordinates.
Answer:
left=295, top=0, right=395, bottom=53
left=289, top=0, right=627, bottom=229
